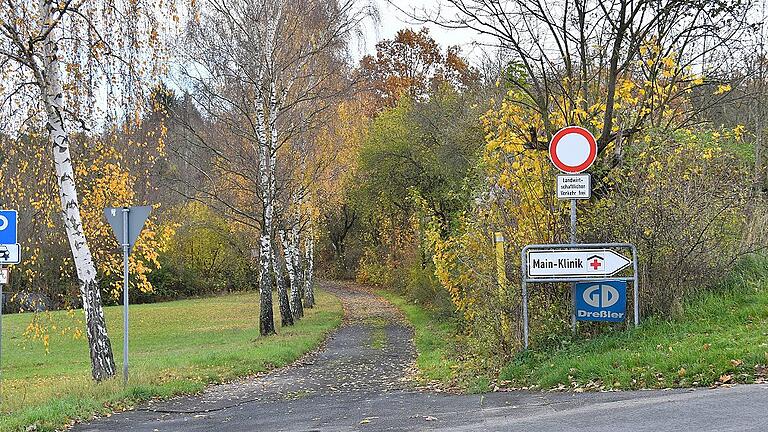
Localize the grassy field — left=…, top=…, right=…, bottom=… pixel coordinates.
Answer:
left=383, top=257, right=768, bottom=393
left=0, top=290, right=343, bottom=432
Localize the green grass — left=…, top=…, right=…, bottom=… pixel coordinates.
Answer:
left=376, top=291, right=459, bottom=385
left=381, top=257, right=768, bottom=393
left=500, top=257, right=768, bottom=390
left=0, top=290, right=343, bottom=432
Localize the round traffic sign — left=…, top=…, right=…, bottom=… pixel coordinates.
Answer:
left=548, top=126, right=597, bottom=173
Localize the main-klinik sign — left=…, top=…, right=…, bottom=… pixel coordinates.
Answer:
left=527, top=249, right=631, bottom=278
left=519, top=127, right=640, bottom=349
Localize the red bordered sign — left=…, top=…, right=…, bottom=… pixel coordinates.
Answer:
left=549, top=126, right=597, bottom=173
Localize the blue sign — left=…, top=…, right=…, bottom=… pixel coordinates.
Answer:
left=0, top=210, right=17, bottom=244
left=575, top=280, right=627, bottom=322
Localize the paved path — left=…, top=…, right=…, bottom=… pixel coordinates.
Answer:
left=72, top=281, right=768, bottom=432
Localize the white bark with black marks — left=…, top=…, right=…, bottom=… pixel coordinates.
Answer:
left=273, top=235, right=293, bottom=327
left=280, top=226, right=303, bottom=319
left=257, top=83, right=276, bottom=336
left=303, top=228, right=315, bottom=308
left=39, top=0, right=115, bottom=381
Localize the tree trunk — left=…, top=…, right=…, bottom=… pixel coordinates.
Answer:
left=258, top=232, right=276, bottom=335
left=291, top=222, right=304, bottom=316
left=257, top=98, right=276, bottom=335
left=303, top=229, right=315, bottom=308
left=40, top=0, right=115, bottom=381
left=281, top=228, right=303, bottom=319
left=273, top=238, right=293, bottom=327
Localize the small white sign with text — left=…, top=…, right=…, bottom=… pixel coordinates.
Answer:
left=557, top=174, right=591, bottom=200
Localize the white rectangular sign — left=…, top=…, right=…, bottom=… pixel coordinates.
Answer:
left=557, top=174, right=591, bottom=200
left=527, top=248, right=630, bottom=278
left=0, top=268, right=7, bottom=284
left=0, top=243, right=20, bottom=265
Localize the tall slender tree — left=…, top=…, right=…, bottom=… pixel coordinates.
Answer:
left=0, top=0, right=168, bottom=381
left=173, top=0, right=371, bottom=334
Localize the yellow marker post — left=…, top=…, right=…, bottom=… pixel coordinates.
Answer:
left=494, top=231, right=510, bottom=341
left=494, top=231, right=506, bottom=288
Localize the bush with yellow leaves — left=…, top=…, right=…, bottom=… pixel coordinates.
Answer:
left=583, top=128, right=768, bottom=316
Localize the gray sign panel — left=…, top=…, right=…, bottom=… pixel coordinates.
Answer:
left=104, top=206, right=152, bottom=249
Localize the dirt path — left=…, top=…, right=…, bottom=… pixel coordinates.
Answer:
left=71, top=281, right=768, bottom=432
left=73, top=281, right=419, bottom=430
left=161, top=280, right=417, bottom=407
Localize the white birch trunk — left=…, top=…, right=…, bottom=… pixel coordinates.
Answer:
left=281, top=225, right=303, bottom=319
left=290, top=218, right=304, bottom=314
left=39, top=0, right=115, bottom=381
left=256, top=75, right=275, bottom=336
left=255, top=1, right=283, bottom=335
left=272, top=234, right=293, bottom=326
left=303, top=227, right=315, bottom=308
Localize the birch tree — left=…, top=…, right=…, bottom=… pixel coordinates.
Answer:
left=304, top=226, right=316, bottom=308
left=173, top=0, right=370, bottom=335
left=0, top=0, right=167, bottom=381
left=280, top=203, right=305, bottom=319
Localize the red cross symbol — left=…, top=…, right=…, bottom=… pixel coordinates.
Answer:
left=590, top=258, right=602, bottom=270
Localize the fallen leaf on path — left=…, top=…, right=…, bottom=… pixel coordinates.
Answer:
left=424, top=416, right=438, bottom=421
left=719, top=374, right=732, bottom=384
left=360, top=416, right=378, bottom=425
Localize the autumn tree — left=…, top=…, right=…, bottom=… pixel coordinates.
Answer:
left=407, top=0, right=752, bottom=157
left=311, top=94, right=372, bottom=276
left=0, top=0, right=170, bottom=381
left=358, top=28, right=479, bottom=109
left=171, top=0, right=370, bottom=334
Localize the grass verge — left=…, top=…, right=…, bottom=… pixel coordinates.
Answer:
left=0, top=289, right=342, bottom=432
left=501, top=257, right=768, bottom=390
left=380, top=256, right=768, bottom=393
left=376, top=290, right=460, bottom=386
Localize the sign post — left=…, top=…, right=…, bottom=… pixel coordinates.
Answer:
left=519, top=126, right=639, bottom=350
left=105, top=206, right=151, bottom=385
left=549, top=126, right=598, bottom=334
left=0, top=266, right=4, bottom=404
left=521, top=243, right=639, bottom=349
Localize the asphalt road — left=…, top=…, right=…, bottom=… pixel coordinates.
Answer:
left=71, top=282, right=768, bottom=432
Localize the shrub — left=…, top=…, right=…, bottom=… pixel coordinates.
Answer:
left=142, top=202, right=254, bottom=302
left=584, top=129, right=768, bottom=316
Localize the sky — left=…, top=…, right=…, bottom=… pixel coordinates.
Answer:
left=354, top=0, right=495, bottom=64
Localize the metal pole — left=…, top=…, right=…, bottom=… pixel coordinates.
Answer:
left=122, top=207, right=130, bottom=385
left=632, top=244, right=640, bottom=327
left=570, top=199, right=577, bottom=334
left=570, top=199, right=577, bottom=244
left=0, top=266, right=4, bottom=403
left=521, top=249, right=529, bottom=350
